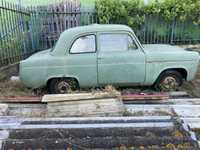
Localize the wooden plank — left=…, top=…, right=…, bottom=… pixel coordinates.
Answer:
left=0, top=116, right=172, bottom=126
left=122, top=93, right=169, bottom=101
left=46, top=97, right=121, bottom=106
left=0, top=96, right=42, bottom=103
left=168, top=91, right=188, bottom=97
left=125, top=104, right=173, bottom=116
left=0, top=122, right=174, bottom=130
left=126, top=103, right=200, bottom=117
left=47, top=98, right=124, bottom=117
left=20, top=116, right=172, bottom=122
left=8, top=103, right=46, bottom=117
left=122, top=91, right=189, bottom=102
left=173, top=105, right=200, bottom=118
left=168, top=98, right=200, bottom=105
left=124, top=98, right=200, bottom=105
left=0, top=116, right=173, bottom=129
left=42, top=92, right=120, bottom=102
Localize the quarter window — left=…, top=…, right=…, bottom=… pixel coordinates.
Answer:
left=99, top=33, right=137, bottom=52
left=128, top=35, right=138, bottom=50
left=70, top=35, right=96, bottom=53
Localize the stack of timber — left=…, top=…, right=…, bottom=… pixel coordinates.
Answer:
left=42, top=92, right=125, bottom=117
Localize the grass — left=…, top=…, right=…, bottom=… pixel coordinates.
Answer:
left=0, top=73, right=33, bottom=97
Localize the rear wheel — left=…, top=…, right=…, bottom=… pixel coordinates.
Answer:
left=155, top=71, right=183, bottom=91
left=48, top=78, right=78, bottom=94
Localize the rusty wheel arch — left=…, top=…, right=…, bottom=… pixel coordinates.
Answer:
left=153, top=68, right=187, bottom=88
left=47, top=77, right=79, bottom=89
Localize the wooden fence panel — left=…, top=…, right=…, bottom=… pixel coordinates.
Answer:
left=29, top=0, right=82, bottom=50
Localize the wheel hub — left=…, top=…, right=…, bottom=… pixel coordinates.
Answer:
left=57, top=81, right=70, bottom=94
left=161, top=76, right=178, bottom=90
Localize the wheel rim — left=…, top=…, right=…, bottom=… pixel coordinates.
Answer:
left=57, top=81, right=70, bottom=94
left=160, top=76, right=179, bottom=90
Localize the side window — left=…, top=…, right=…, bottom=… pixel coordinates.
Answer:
left=99, top=33, right=137, bottom=52
left=70, top=35, right=96, bottom=53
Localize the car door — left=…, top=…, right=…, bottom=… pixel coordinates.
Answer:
left=65, top=34, right=98, bottom=87
left=97, top=32, right=146, bottom=86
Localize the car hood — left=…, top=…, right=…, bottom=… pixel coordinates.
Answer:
left=143, top=44, right=199, bottom=62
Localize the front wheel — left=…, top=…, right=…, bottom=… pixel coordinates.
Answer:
left=154, top=71, right=183, bottom=91
left=48, top=78, right=77, bottom=94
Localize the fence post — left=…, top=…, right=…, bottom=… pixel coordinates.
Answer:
left=29, top=20, right=35, bottom=52
left=170, top=18, right=176, bottom=44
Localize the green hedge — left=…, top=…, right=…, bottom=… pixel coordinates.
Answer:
left=96, top=0, right=200, bottom=28
left=95, top=0, right=200, bottom=44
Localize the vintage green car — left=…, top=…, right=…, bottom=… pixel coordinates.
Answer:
left=20, top=24, right=200, bottom=93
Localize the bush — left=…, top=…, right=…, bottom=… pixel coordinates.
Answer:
left=96, top=0, right=200, bottom=27
left=96, top=0, right=200, bottom=43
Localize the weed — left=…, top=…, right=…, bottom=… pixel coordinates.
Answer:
left=0, top=74, right=33, bottom=97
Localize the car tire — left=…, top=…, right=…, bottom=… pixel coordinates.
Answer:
left=48, top=78, right=75, bottom=94
left=155, top=70, right=183, bottom=91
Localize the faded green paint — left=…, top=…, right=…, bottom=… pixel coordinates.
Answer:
left=19, top=24, right=200, bottom=89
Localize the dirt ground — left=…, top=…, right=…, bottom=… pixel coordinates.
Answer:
left=0, top=44, right=200, bottom=97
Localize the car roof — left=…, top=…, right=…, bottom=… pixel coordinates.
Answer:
left=62, top=24, right=133, bottom=36
left=52, top=24, right=134, bottom=55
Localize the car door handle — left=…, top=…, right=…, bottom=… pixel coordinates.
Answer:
left=98, top=57, right=104, bottom=60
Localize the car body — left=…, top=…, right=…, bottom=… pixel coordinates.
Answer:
left=20, top=24, right=200, bottom=93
